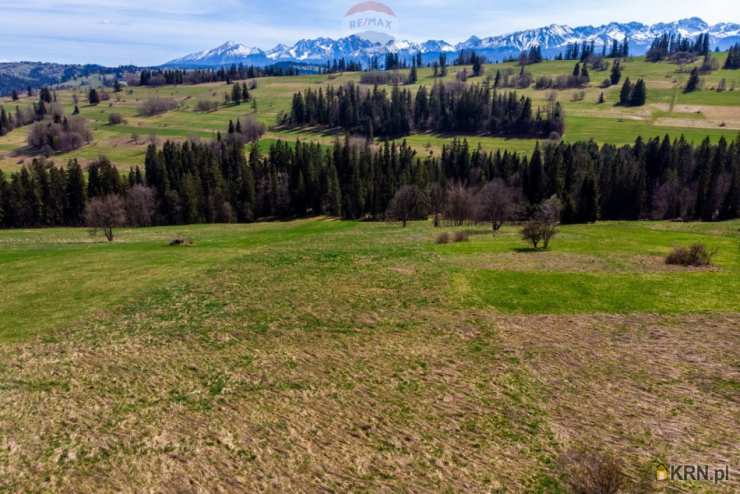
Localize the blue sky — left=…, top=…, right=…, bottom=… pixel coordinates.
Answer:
left=0, top=0, right=736, bottom=66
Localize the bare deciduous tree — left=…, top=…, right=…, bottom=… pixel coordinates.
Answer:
left=428, top=183, right=447, bottom=227
left=85, top=195, right=127, bottom=241
left=125, top=185, right=157, bottom=227
left=445, top=184, right=474, bottom=226
left=238, top=115, right=266, bottom=143
left=386, top=185, right=430, bottom=227
left=137, top=97, right=177, bottom=116
left=521, top=195, right=561, bottom=249
left=474, top=179, right=516, bottom=233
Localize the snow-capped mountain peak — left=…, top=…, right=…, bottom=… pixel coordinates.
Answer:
left=163, top=17, right=740, bottom=68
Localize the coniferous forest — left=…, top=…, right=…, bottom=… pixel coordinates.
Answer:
left=284, top=82, right=565, bottom=139
left=1, top=133, right=738, bottom=229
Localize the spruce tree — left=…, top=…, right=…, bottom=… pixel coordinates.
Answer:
left=684, top=67, right=701, bottom=93
left=64, top=159, right=86, bottom=225
left=231, top=83, right=242, bottom=105
left=407, top=61, right=418, bottom=84
left=619, top=78, right=633, bottom=105
left=577, top=175, right=599, bottom=223
left=610, top=60, right=621, bottom=85
left=88, top=88, right=100, bottom=105
left=630, top=79, right=647, bottom=106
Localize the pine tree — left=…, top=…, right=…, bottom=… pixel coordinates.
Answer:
left=580, top=65, right=590, bottom=82
left=64, top=159, right=86, bottom=225
left=231, top=83, right=242, bottom=105
left=577, top=175, right=599, bottom=223
left=684, top=67, right=701, bottom=93
left=619, top=78, right=633, bottom=105
left=610, top=60, right=621, bottom=85
left=630, top=79, right=647, bottom=106
left=407, top=61, right=418, bottom=84
left=88, top=88, right=100, bottom=105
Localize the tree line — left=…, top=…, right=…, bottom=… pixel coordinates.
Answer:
left=646, top=33, right=710, bottom=62
left=1, top=132, right=737, bottom=230
left=725, top=43, right=740, bottom=70
left=285, top=82, right=565, bottom=139
left=135, top=64, right=301, bottom=87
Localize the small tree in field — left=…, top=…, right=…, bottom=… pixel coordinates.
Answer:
left=428, top=183, right=447, bottom=227
left=85, top=195, right=127, bottom=241
left=445, top=184, right=474, bottom=226
left=386, top=185, right=430, bottom=227
left=521, top=195, right=561, bottom=249
left=474, top=179, right=516, bottom=233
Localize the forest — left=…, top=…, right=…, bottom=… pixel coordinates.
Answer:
left=0, top=133, right=737, bottom=229
left=285, top=82, right=565, bottom=139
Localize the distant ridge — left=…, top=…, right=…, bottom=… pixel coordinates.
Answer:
left=164, top=17, right=740, bottom=67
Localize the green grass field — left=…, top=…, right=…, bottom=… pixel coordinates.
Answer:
left=1, top=219, right=738, bottom=491
left=1, top=56, right=738, bottom=172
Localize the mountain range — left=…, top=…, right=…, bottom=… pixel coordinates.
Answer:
left=164, top=17, right=740, bottom=68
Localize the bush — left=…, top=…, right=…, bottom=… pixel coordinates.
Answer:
left=360, top=71, right=405, bottom=85
left=665, top=244, right=714, bottom=266
left=435, top=232, right=450, bottom=244
left=237, top=115, right=266, bottom=142
left=27, top=116, right=92, bottom=153
left=558, top=448, right=625, bottom=494
left=521, top=220, right=557, bottom=249
left=108, top=113, right=124, bottom=125
left=195, top=99, right=219, bottom=112
left=137, top=97, right=178, bottom=116
left=453, top=231, right=469, bottom=242
left=169, top=237, right=194, bottom=246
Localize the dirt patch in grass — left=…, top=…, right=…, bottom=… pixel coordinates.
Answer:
left=446, top=251, right=616, bottom=273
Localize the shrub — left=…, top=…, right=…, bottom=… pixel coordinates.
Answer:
left=453, top=231, right=469, bottom=242
left=169, top=237, right=194, bottom=246
left=27, top=116, right=92, bottom=153
left=237, top=115, right=266, bottom=142
left=435, top=232, right=450, bottom=244
left=137, top=97, right=177, bottom=116
left=108, top=113, right=124, bottom=125
left=360, top=71, right=405, bottom=85
left=665, top=244, right=714, bottom=266
left=558, top=448, right=625, bottom=494
left=195, top=99, right=219, bottom=112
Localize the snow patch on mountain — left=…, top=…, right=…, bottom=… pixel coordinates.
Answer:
left=164, top=17, right=740, bottom=67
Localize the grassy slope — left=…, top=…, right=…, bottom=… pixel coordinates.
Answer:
left=0, top=219, right=738, bottom=491
left=0, top=57, right=738, bottom=172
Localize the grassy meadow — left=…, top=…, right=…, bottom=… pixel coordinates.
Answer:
left=0, top=56, right=739, bottom=172
left=0, top=218, right=738, bottom=491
